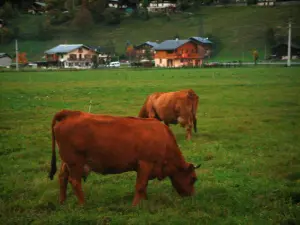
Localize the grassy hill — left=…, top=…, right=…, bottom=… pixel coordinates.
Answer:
left=1, top=5, right=300, bottom=61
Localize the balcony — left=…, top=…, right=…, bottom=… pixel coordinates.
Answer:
left=67, top=58, right=92, bottom=62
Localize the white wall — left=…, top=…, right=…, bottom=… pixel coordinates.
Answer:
left=0, top=57, right=12, bottom=67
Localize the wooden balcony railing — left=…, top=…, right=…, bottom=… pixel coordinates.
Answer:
left=67, top=58, right=92, bottom=62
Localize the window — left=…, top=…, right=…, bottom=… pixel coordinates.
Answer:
left=78, top=48, right=83, bottom=53
left=159, top=59, right=162, bottom=63
left=69, top=54, right=76, bottom=60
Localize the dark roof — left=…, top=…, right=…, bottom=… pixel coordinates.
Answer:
left=0, top=53, right=11, bottom=58
left=34, top=2, right=47, bottom=7
left=189, top=36, right=213, bottom=44
left=135, top=41, right=159, bottom=49
left=272, top=42, right=300, bottom=49
left=154, top=39, right=190, bottom=50
left=87, top=45, right=102, bottom=53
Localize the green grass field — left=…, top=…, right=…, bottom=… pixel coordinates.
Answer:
left=1, top=67, right=300, bottom=225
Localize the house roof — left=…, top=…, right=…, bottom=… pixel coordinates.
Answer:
left=34, top=2, right=47, bottom=7
left=135, top=41, right=159, bottom=49
left=154, top=39, right=190, bottom=50
left=189, top=36, right=213, bottom=44
left=272, top=42, right=300, bottom=49
left=87, top=45, right=102, bottom=53
left=0, top=53, right=11, bottom=58
left=44, top=44, right=90, bottom=54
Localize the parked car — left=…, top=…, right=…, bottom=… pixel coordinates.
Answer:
left=108, top=61, right=121, bottom=68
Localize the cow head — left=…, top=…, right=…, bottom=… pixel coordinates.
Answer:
left=169, top=163, right=200, bottom=197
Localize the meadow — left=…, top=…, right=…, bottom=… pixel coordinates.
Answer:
left=0, top=67, right=300, bottom=225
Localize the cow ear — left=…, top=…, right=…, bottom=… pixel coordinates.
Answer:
left=184, top=163, right=195, bottom=172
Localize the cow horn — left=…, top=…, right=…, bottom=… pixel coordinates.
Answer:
left=194, top=164, right=201, bottom=169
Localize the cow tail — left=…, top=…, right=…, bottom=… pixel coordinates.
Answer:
left=193, top=96, right=199, bottom=133
left=49, top=109, right=82, bottom=180
left=193, top=116, right=197, bottom=133
left=188, top=90, right=199, bottom=133
left=49, top=114, right=58, bottom=180
left=138, top=96, right=150, bottom=118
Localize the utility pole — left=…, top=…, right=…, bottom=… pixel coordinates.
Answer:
left=287, top=19, right=292, bottom=67
left=15, top=39, right=19, bottom=71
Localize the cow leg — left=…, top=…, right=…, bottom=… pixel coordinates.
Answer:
left=185, top=124, right=192, bottom=140
left=68, top=164, right=85, bottom=205
left=132, top=161, right=153, bottom=206
left=58, top=162, right=69, bottom=204
left=178, top=116, right=192, bottom=140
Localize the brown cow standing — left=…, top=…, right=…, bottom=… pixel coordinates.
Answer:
left=49, top=110, right=200, bottom=206
left=138, top=89, right=199, bottom=140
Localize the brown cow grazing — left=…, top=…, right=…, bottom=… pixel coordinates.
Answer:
left=49, top=109, right=200, bottom=206
left=138, top=89, right=199, bottom=140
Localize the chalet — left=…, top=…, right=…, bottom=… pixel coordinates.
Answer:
left=271, top=42, right=300, bottom=59
left=108, top=0, right=138, bottom=9
left=88, top=45, right=112, bottom=64
left=134, top=41, right=159, bottom=61
left=189, top=36, right=213, bottom=58
left=28, top=2, right=47, bottom=15
left=0, top=53, right=12, bottom=67
left=44, top=44, right=97, bottom=68
left=153, top=37, right=213, bottom=67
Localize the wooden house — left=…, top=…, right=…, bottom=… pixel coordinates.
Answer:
left=271, top=42, right=300, bottom=59
left=134, top=41, right=159, bottom=61
left=153, top=37, right=213, bottom=67
left=44, top=44, right=97, bottom=68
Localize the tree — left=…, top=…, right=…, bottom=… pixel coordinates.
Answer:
left=89, top=0, right=107, bottom=22
left=141, top=0, right=149, bottom=20
left=37, top=20, right=53, bottom=40
left=265, top=28, right=276, bottom=47
left=0, top=27, right=13, bottom=44
left=126, top=45, right=136, bottom=62
left=45, top=0, right=66, bottom=11
left=0, top=1, right=17, bottom=19
left=16, top=52, right=28, bottom=64
left=144, top=47, right=153, bottom=60
left=91, top=55, right=99, bottom=68
left=103, top=8, right=121, bottom=25
left=72, top=0, right=94, bottom=31
left=176, top=0, right=191, bottom=10
left=104, top=39, right=116, bottom=55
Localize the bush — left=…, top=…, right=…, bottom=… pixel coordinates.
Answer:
left=89, top=0, right=106, bottom=23
left=0, top=27, right=14, bottom=44
left=0, top=2, right=18, bottom=19
left=138, top=7, right=149, bottom=21
left=12, top=27, right=20, bottom=39
left=36, top=21, right=53, bottom=41
left=247, top=0, right=257, bottom=5
left=50, top=11, right=73, bottom=25
left=72, top=6, right=94, bottom=30
left=103, top=8, right=122, bottom=25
